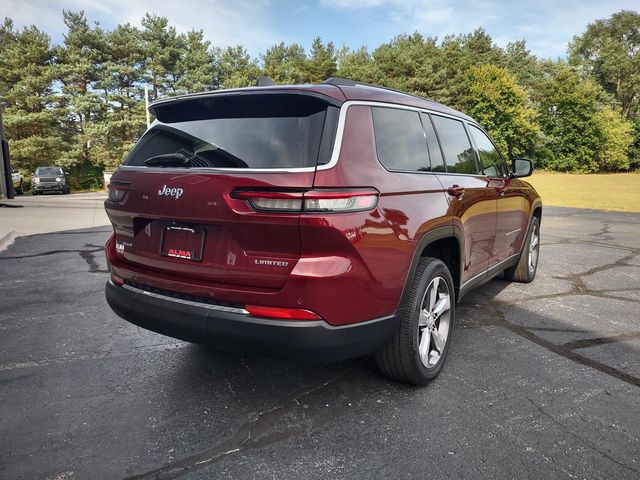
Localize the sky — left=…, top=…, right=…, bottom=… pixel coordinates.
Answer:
left=3, top=0, right=638, bottom=59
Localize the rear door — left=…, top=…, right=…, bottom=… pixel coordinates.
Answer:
left=427, top=114, right=499, bottom=285
left=105, top=92, right=340, bottom=290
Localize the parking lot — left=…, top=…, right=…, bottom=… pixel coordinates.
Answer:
left=0, top=201, right=639, bottom=479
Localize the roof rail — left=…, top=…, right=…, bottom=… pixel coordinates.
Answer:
left=323, top=77, right=431, bottom=101
left=255, top=76, right=275, bottom=87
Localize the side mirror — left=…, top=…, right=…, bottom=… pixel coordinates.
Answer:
left=511, top=158, right=533, bottom=178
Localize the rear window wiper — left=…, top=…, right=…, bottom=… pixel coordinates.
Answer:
left=143, top=152, right=190, bottom=167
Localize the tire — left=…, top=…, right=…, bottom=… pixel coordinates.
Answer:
left=504, top=216, right=540, bottom=283
left=32, top=190, right=39, bottom=196
left=375, top=257, right=455, bottom=385
left=16, top=181, right=23, bottom=195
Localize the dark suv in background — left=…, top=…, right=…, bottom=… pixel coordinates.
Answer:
left=104, top=78, right=542, bottom=385
left=32, top=166, right=69, bottom=195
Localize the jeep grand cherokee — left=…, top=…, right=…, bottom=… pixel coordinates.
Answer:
left=104, top=78, right=542, bottom=385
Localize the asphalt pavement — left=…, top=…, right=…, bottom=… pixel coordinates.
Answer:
left=0, top=205, right=638, bottom=479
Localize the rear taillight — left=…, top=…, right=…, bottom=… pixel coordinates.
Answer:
left=245, top=305, right=321, bottom=320
left=232, top=189, right=378, bottom=213
left=107, top=181, right=130, bottom=202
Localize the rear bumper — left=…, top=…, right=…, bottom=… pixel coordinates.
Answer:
left=106, top=281, right=398, bottom=362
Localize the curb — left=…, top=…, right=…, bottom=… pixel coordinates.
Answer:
left=0, top=230, right=17, bottom=252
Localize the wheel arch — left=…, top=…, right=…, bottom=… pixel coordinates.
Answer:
left=398, top=226, right=463, bottom=309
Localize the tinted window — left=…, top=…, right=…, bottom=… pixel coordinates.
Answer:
left=124, top=95, right=335, bottom=169
left=372, top=107, right=430, bottom=172
left=468, top=125, right=505, bottom=177
left=36, top=167, right=63, bottom=176
left=430, top=115, right=478, bottom=174
left=421, top=113, right=445, bottom=172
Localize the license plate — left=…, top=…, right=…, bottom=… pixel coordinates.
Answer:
left=160, top=225, right=205, bottom=261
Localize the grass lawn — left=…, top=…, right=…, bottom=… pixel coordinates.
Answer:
left=525, top=171, right=640, bottom=212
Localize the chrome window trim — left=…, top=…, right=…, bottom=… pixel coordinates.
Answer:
left=121, top=282, right=250, bottom=315
left=117, top=100, right=478, bottom=175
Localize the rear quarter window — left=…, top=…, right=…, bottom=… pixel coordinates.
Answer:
left=372, top=107, right=430, bottom=172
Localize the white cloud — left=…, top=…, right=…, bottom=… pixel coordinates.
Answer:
left=4, top=0, right=280, bottom=55
left=319, top=0, right=640, bottom=58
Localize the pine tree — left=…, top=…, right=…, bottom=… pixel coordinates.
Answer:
left=0, top=19, right=66, bottom=179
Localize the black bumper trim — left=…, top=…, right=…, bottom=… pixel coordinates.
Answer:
left=106, top=281, right=398, bottom=362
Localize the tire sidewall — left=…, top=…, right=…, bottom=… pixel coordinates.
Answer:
left=408, top=259, right=456, bottom=381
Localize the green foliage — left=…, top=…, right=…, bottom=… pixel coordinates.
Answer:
left=307, top=37, right=337, bottom=83
left=535, top=66, right=603, bottom=172
left=593, top=108, right=633, bottom=171
left=1, top=9, right=638, bottom=178
left=218, top=46, right=261, bottom=88
left=336, top=46, right=380, bottom=83
left=262, top=42, right=308, bottom=84
left=569, top=10, right=640, bottom=120
left=464, top=64, right=539, bottom=158
left=0, top=18, right=67, bottom=175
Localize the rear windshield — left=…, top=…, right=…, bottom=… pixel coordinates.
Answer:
left=36, top=167, right=63, bottom=176
left=124, top=94, right=339, bottom=169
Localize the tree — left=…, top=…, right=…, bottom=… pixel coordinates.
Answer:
left=262, top=42, right=308, bottom=84
left=536, top=66, right=604, bottom=172
left=435, top=28, right=503, bottom=108
left=371, top=33, right=443, bottom=97
left=0, top=19, right=67, bottom=179
left=307, top=37, right=337, bottom=83
left=464, top=64, right=539, bottom=158
left=175, top=30, right=220, bottom=93
left=218, top=46, right=261, bottom=88
left=94, top=23, right=146, bottom=171
left=593, top=108, right=633, bottom=171
left=140, top=14, right=184, bottom=100
left=56, top=11, right=106, bottom=186
left=336, top=46, right=380, bottom=84
left=569, top=10, right=640, bottom=120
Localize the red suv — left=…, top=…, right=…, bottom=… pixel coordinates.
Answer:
left=104, top=78, right=542, bottom=385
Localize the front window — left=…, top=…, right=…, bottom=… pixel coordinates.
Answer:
left=35, top=167, right=63, bottom=176
left=468, top=125, right=506, bottom=177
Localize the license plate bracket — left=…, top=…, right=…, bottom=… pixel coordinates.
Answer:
left=160, top=225, right=205, bottom=262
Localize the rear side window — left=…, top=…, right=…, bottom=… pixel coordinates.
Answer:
left=124, top=94, right=338, bottom=169
left=468, top=125, right=506, bottom=177
left=372, top=107, right=430, bottom=172
left=430, top=115, right=478, bottom=174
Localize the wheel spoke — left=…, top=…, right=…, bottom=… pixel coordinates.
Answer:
left=432, top=328, right=446, bottom=352
left=531, top=234, right=539, bottom=250
left=428, top=277, right=439, bottom=311
left=432, top=295, right=450, bottom=319
left=418, top=329, right=430, bottom=361
left=418, top=309, right=430, bottom=327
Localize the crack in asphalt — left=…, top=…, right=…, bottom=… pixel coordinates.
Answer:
left=561, top=332, right=640, bottom=350
left=462, top=302, right=640, bottom=387
left=123, top=360, right=367, bottom=480
left=1, top=243, right=109, bottom=274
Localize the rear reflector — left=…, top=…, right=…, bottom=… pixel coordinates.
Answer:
left=245, top=305, right=321, bottom=320
left=232, top=189, right=378, bottom=213
left=110, top=274, right=125, bottom=286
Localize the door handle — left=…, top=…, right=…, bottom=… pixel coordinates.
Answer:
left=446, top=185, right=465, bottom=199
